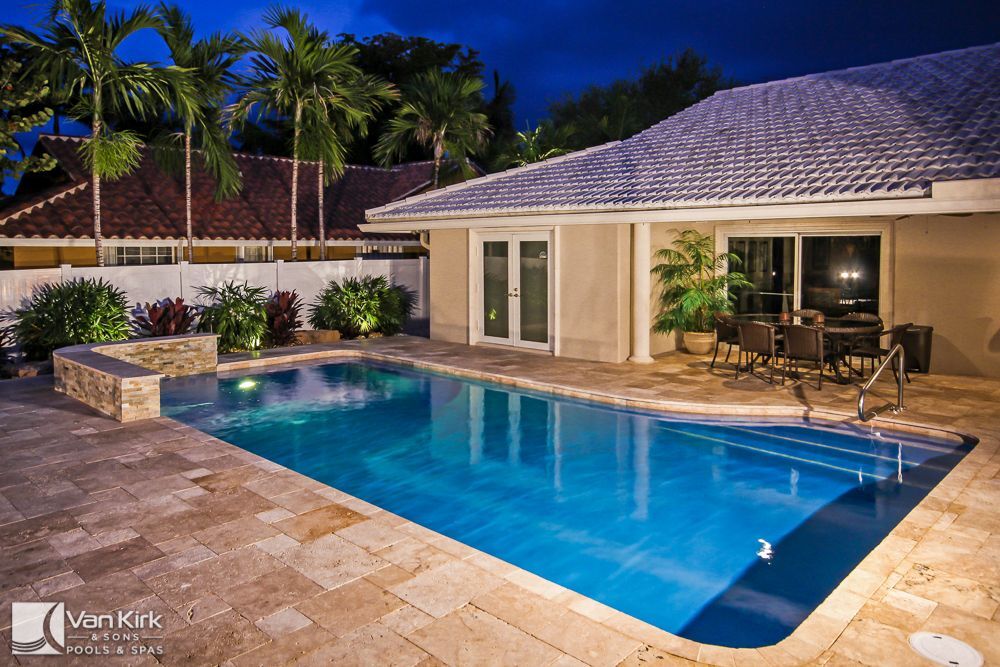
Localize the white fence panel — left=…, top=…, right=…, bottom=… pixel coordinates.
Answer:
left=0, top=267, right=61, bottom=312
left=68, top=264, right=185, bottom=309
left=0, top=257, right=429, bottom=331
left=182, top=263, right=279, bottom=304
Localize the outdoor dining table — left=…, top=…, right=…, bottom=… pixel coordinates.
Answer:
left=728, top=313, right=883, bottom=384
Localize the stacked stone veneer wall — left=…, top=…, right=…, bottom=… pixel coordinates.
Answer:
left=96, top=335, right=217, bottom=376
left=53, top=334, right=218, bottom=422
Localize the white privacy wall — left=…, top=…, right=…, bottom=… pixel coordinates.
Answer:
left=0, top=258, right=429, bottom=330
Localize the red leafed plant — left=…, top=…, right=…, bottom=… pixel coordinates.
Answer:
left=132, top=298, right=198, bottom=337
left=266, top=290, right=302, bottom=347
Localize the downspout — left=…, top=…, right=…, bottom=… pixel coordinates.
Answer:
left=418, top=231, right=430, bottom=251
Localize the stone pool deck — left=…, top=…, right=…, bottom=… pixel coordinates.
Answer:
left=1, top=336, right=998, bottom=666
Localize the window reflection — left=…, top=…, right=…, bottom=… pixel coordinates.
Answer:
left=727, top=236, right=794, bottom=314
left=727, top=234, right=880, bottom=316
left=801, top=236, right=880, bottom=316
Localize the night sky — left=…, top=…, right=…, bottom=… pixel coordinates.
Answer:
left=4, top=0, right=999, bottom=185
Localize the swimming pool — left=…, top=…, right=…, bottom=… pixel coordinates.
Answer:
left=161, top=359, right=972, bottom=648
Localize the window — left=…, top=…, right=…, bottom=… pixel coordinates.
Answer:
left=727, top=233, right=881, bottom=317
left=108, top=246, right=175, bottom=266
left=800, top=236, right=880, bottom=316
left=728, top=236, right=795, bottom=314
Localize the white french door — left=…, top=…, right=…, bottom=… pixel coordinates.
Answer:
left=475, top=232, right=552, bottom=351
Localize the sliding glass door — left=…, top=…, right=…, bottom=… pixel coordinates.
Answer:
left=799, top=235, right=880, bottom=316
left=477, top=232, right=551, bottom=350
left=727, top=236, right=795, bottom=314
left=727, top=233, right=881, bottom=317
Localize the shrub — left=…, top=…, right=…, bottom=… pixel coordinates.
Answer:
left=132, top=298, right=198, bottom=338
left=265, top=290, right=302, bottom=347
left=308, top=275, right=413, bottom=338
left=196, top=281, right=268, bottom=353
left=12, top=278, right=130, bottom=360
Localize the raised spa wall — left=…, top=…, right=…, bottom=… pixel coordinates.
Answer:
left=53, top=333, right=218, bottom=422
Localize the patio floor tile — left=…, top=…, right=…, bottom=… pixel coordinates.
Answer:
left=272, top=503, right=367, bottom=542
left=408, top=604, right=562, bottom=666
left=389, top=560, right=504, bottom=619
left=218, top=566, right=324, bottom=621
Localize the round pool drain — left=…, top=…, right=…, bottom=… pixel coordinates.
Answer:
left=908, top=632, right=982, bottom=666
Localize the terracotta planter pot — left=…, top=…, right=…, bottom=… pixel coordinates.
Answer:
left=683, top=331, right=716, bottom=355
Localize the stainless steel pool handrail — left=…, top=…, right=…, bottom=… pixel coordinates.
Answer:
left=857, top=344, right=905, bottom=422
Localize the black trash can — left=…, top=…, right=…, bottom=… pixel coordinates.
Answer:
left=902, top=325, right=933, bottom=373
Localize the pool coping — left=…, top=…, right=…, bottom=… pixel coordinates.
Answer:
left=187, top=341, right=989, bottom=665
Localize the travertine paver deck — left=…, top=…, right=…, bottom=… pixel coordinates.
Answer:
left=1, top=336, right=998, bottom=666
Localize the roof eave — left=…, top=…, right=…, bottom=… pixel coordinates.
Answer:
left=360, top=190, right=1000, bottom=232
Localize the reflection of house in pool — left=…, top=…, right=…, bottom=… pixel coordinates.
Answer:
left=363, top=43, right=1000, bottom=377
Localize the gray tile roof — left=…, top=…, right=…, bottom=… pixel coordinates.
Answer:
left=369, top=43, right=1000, bottom=221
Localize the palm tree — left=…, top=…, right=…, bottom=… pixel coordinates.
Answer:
left=156, top=4, right=243, bottom=263
left=231, top=7, right=395, bottom=261
left=501, top=121, right=574, bottom=168
left=375, top=69, right=491, bottom=188
left=1, top=0, right=197, bottom=266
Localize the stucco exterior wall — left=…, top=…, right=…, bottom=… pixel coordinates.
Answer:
left=894, top=212, right=1000, bottom=377
left=12, top=246, right=98, bottom=268
left=193, top=246, right=238, bottom=263
left=556, top=224, right=631, bottom=362
left=429, top=228, right=469, bottom=344
left=2, top=244, right=365, bottom=268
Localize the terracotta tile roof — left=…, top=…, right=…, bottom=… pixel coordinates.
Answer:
left=369, top=43, right=1000, bottom=221
left=0, top=135, right=439, bottom=242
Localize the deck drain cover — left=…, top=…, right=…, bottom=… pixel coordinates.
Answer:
left=908, top=632, right=983, bottom=666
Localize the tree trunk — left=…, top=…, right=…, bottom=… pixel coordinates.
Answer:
left=92, top=117, right=104, bottom=267
left=318, top=160, right=326, bottom=261
left=185, top=130, right=194, bottom=262
left=433, top=139, right=443, bottom=189
left=290, top=105, right=301, bottom=261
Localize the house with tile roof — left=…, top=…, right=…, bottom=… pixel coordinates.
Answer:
left=362, top=44, right=1000, bottom=377
left=0, top=134, right=469, bottom=268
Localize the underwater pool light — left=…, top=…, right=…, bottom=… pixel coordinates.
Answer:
left=238, top=379, right=257, bottom=390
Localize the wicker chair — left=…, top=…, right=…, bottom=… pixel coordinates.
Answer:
left=711, top=313, right=740, bottom=369
left=842, top=311, right=882, bottom=324
left=841, top=312, right=883, bottom=374
left=736, top=321, right=780, bottom=384
left=851, top=323, right=913, bottom=383
left=790, top=308, right=824, bottom=320
left=782, top=324, right=836, bottom=389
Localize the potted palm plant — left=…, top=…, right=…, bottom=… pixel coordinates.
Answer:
left=652, top=230, right=751, bottom=354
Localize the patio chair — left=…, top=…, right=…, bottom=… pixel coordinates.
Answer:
left=711, top=313, right=740, bottom=369
left=842, top=311, right=882, bottom=324
left=782, top=324, right=836, bottom=390
left=790, top=308, right=824, bottom=320
left=841, top=312, right=883, bottom=373
left=736, top=321, right=780, bottom=384
left=851, top=323, right=913, bottom=383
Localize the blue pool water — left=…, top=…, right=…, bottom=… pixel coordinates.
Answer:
left=161, top=360, right=972, bottom=647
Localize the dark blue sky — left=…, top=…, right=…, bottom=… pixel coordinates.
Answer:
left=6, top=0, right=999, bottom=123
left=4, top=0, right=999, bottom=188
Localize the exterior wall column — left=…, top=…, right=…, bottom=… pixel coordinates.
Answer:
left=629, top=222, right=654, bottom=364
